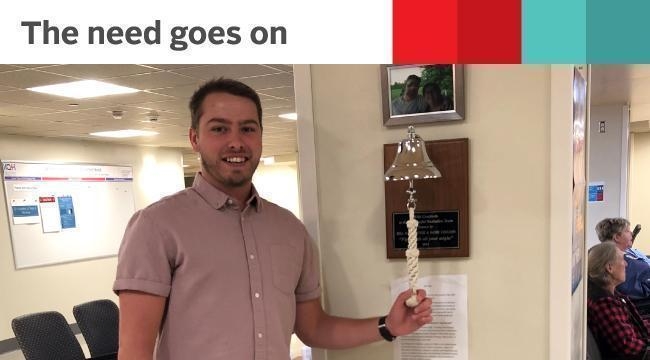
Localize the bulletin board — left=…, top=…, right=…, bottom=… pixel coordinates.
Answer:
left=1, top=160, right=135, bottom=269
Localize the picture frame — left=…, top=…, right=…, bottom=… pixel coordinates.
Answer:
left=381, top=64, right=465, bottom=127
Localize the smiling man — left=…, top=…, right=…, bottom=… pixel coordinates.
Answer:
left=113, top=78, right=433, bottom=360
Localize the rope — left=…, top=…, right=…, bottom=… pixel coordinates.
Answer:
left=405, top=207, right=420, bottom=307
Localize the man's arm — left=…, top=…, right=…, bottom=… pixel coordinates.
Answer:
left=294, top=289, right=432, bottom=349
left=118, top=290, right=166, bottom=360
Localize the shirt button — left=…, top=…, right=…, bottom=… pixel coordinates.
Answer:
left=249, top=254, right=255, bottom=260
left=258, top=333, right=263, bottom=338
left=255, top=292, right=260, bottom=298
left=226, top=199, right=233, bottom=205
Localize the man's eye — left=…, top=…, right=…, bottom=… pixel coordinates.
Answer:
left=211, top=126, right=227, bottom=133
left=242, top=126, right=257, bottom=133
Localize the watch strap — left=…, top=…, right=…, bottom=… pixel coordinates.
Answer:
left=378, top=315, right=396, bottom=342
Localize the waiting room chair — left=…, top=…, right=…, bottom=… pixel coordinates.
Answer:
left=586, top=327, right=602, bottom=360
left=73, top=299, right=119, bottom=357
left=11, top=311, right=86, bottom=360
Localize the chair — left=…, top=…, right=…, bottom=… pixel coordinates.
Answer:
left=632, top=297, right=650, bottom=320
left=586, top=327, right=602, bottom=360
left=11, top=311, right=86, bottom=360
left=73, top=299, right=119, bottom=357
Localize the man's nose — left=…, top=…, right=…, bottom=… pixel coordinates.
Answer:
left=227, top=132, right=245, bottom=149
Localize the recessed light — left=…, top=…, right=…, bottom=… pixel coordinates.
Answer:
left=28, top=80, right=139, bottom=99
left=261, top=156, right=275, bottom=165
left=278, top=112, right=297, bottom=120
left=90, top=129, right=158, bottom=138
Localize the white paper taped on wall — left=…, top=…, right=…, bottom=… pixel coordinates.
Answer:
left=390, top=274, right=468, bottom=360
left=39, top=196, right=61, bottom=233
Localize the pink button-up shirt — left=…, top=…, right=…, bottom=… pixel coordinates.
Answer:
left=114, top=173, right=321, bottom=359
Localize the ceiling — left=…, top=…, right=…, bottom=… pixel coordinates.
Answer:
left=591, top=64, right=650, bottom=132
left=0, top=64, right=297, bottom=174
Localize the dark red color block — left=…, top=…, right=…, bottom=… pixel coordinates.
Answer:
left=457, top=0, right=520, bottom=63
left=393, top=0, right=458, bottom=63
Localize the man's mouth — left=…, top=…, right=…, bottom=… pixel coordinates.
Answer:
left=223, top=156, right=248, bottom=164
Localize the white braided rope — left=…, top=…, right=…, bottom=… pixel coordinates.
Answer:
left=405, top=207, right=420, bottom=307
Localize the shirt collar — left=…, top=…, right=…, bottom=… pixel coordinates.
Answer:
left=625, top=248, right=641, bottom=260
left=192, top=172, right=262, bottom=212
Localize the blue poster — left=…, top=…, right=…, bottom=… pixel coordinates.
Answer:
left=588, top=182, right=604, bottom=202
left=12, top=205, right=38, bottom=217
left=57, top=196, right=76, bottom=229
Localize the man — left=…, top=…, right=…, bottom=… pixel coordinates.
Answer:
left=114, top=78, right=433, bottom=359
left=391, top=74, right=428, bottom=115
left=596, top=217, right=650, bottom=299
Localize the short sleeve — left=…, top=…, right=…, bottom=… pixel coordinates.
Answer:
left=295, top=229, right=321, bottom=302
left=113, top=209, right=176, bottom=297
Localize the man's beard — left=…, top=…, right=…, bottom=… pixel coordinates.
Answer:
left=201, top=156, right=258, bottom=187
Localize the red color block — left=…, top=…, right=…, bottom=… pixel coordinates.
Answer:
left=457, top=0, right=521, bottom=63
left=393, top=0, right=459, bottom=63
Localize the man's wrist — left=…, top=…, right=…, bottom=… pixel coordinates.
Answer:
left=378, top=316, right=396, bottom=342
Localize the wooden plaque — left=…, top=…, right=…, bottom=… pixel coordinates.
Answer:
left=384, top=138, right=469, bottom=258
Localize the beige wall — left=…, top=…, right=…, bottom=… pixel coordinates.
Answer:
left=310, top=65, right=551, bottom=360
left=629, top=132, right=650, bottom=254
left=0, top=134, right=184, bottom=340
left=253, top=162, right=300, bottom=218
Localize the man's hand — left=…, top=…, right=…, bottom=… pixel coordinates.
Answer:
left=385, top=289, right=432, bottom=336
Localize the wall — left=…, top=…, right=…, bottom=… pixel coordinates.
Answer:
left=629, top=132, right=650, bottom=254
left=0, top=134, right=184, bottom=340
left=253, top=162, right=300, bottom=218
left=310, top=65, right=551, bottom=360
left=586, top=105, right=630, bottom=248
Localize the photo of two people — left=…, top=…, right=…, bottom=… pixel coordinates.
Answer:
left=389, top=65, right=454, bottom=116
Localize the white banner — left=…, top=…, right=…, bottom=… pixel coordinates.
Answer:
left=0, top=0, right=391, bottom=63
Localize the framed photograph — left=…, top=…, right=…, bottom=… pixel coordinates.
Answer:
left=381, top=64, right=465, bottom=127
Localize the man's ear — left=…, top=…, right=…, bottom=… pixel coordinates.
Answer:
left=189, top=128, right=199, bottom=151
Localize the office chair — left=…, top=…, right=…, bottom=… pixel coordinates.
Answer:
left=73, top=299, right=119, bottom=357
left=11, top=311, right=86, bottom=360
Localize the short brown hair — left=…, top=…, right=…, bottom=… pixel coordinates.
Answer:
left=189, top=78, right=263, bottom=131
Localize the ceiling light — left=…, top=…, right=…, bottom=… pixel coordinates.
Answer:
left=90, top=129, right=158, bottom=138
left=111, top=110, right=124, bottom=120
left=28, top=80, right=139, bottom=99
left=278, top=112, right=297, bottom=120
left=262, top=156, right=275, bottom=165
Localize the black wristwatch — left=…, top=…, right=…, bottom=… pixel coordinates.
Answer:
left=378, top=316, right=396, bottom=342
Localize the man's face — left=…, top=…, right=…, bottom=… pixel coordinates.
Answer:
left=405, top=79, right=420, bottom=97
left=189, top=92, right=262, bottom=191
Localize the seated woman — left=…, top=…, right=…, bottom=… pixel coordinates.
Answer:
left=588, top=241, right=650, bottom=359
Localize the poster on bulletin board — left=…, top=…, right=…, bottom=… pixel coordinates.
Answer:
left=1, top=160, right=135, bottom=269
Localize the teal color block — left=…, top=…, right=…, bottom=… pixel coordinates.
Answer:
left=587, top=0, right=650, bottom=63
left=523, top=0, right=586, bottom=63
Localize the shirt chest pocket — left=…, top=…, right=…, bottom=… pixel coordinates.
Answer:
left=269, top=244, right=301, bottom=294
